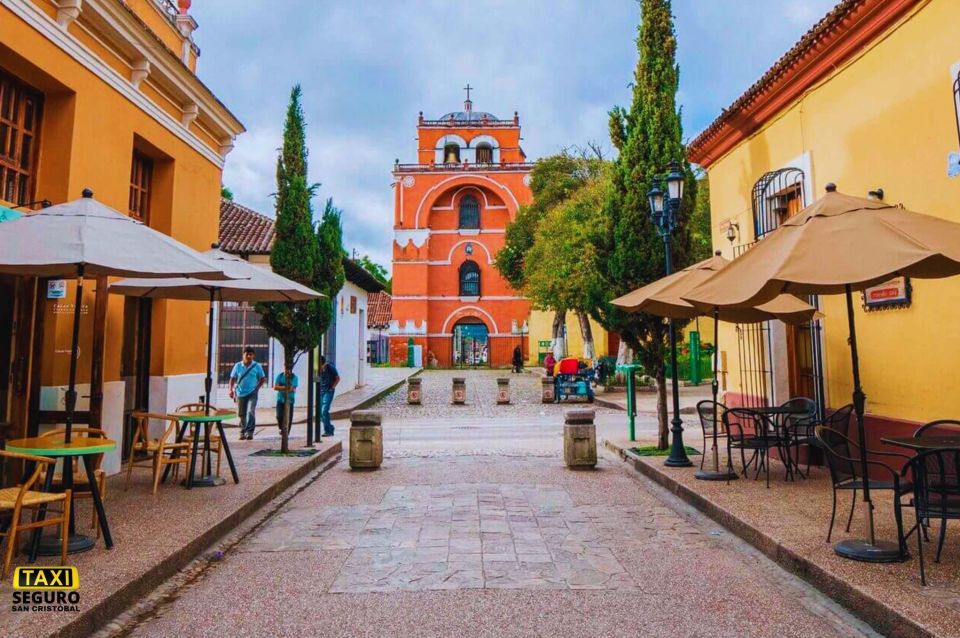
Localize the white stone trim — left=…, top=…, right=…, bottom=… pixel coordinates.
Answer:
left=394, top=228, right=430, bottom=249
left=440, top=306, right=499, bottom=333
left=414, top=174, right=520, bottom=228
left=2, top=0, right=234, bottom=167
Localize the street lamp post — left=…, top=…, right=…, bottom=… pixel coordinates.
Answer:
left=648, top=160, right=692, bottom=468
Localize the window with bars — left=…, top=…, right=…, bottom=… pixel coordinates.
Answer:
left=217, top=302, right=270, bottom=384
left=129, top=151, right=153, bottom=223
left=458, top=194, right=480, bottom=229
left=751, top=168, right=805, bottom=239
left=0, top=69, right=42, bottom=206
left=954, top=69, right=959, bottom=147
left=459, top=260, right=480, bottom=296
left=476, top=143, right=493, bottom=164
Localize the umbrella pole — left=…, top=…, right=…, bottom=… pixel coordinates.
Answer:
left=696, top=307, right=736, bottom=481
left=204, top=289, right=215, bottom=415
left=834, top=285, right=904, bottom=562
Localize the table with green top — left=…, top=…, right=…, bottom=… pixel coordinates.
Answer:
left=166, top=409, right=239, bottom=488
left=6, top=435, right=116, bottom=559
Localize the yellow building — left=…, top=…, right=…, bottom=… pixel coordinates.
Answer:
left=526, top=309, right=609, bottom=365
left=0, top=0, right=244, bottom=475
left=688, top=0, right=960, bottom=437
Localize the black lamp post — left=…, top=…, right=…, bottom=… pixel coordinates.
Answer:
left=649, top=160, right=692, bottom=467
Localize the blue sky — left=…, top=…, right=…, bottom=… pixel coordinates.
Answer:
left=191, top=0, right=836, bottom=268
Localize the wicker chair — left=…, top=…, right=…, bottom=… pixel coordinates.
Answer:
left=38, top=427, right=107, bottom=537
left=175, top=403, right=223, bottom=477
left=125, top=412, right=192, bottom=494
left=695, top=400, right=729, bottom=471
left=0, top=450, right=71, bottom=578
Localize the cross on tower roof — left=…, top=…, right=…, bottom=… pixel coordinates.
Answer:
left=463, top=83, right=473, bottom=111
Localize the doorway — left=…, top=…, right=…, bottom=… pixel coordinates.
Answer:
left=452, top=319, right=489, bottom=367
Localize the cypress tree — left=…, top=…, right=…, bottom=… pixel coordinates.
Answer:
left=592, top=0, right=697, bottom=449
left=258, top=84, right=323, bottom=453
left=314, top=197, right=346, bottom=339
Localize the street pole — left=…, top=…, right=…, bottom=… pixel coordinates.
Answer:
left=662, top=229, right=691, bottom=467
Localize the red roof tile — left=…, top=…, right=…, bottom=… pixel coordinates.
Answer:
left=219, top=199, right=275, bottom=255
left=367, top=291, right=392, bottom=329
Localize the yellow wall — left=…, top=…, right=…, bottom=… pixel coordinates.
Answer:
left=4, top=2, right=229, bottom=383
left=703, top=0, right=960, bottom=421
left=526, top=309, right=608, bottom=364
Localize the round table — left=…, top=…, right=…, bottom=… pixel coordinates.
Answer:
left=881, top=436, right=960, bottom=451
left=167, top=410, right=239, bottom=488
left=6, top=436, right=116, bottom=557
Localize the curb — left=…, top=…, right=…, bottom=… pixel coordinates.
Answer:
left=53, top=442, right=343, bottom=638
left=602, top=438, right=932, bottom=638
left=329, top=370, right=417, bottom=420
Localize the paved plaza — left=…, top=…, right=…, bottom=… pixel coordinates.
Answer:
left=118, top=370, right=879, bottom=638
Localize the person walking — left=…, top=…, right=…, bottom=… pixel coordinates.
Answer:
left=512, top=345, right=524, bottom=373
left=229, top=346, right=267, bottom=440
left=318, top=355, right=340, bottom=437
left=273, top=364, right=298, bottom=433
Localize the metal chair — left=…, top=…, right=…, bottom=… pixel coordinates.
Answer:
left=696, top=400, right=729, bottom=471
left=905, top=447, right=960, bottom=585
left=38, top=427, right=108, bottom=537
left=724, top=408, right=785, bottom=488
left=779, top=397, right=818, bottom=477
left=0, top=450, right=71, bottom=578
left=914, top=420, right=960, bottom=439
left=814, top=425, right=911, bottom=550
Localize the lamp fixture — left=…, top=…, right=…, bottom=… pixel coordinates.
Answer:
left=867, top=188, right=884, bottom=201
left=725, top=221, right=739, bottom=244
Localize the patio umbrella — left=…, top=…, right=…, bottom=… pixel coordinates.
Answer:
left=683, top=185, right=960, bottom=562
left=110, top=247, right=322, bottom=412
left=612, top=252, right=821, bottom=480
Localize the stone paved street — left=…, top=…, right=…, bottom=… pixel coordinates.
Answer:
left=125, top=370, right=879, bottom=638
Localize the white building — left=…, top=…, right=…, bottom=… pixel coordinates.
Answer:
left=216, top=199, right=384, bottom=410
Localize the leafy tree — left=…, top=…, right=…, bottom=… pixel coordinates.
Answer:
left=689, top=174, right=712, bottom=261
left=591, top=0, right=697, bottom=449
left=220, top=185, right=234, bottom=201
left=314, top=197, right=346, bottom=338
left=356, top=254, right=391, bottom=292
left=257, top=85, right=323, bottom=453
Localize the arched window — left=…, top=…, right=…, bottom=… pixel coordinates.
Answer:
left=750, top=167, right=804, bottom=241
left=475, top=142, right=493, bottom=164
left=459, top=260, right=481, bottom=297
left=458, top=194, right=480, bottom=229
left=443, top=143, right=460, bottom=164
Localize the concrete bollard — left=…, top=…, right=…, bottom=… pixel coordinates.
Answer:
left=564, top=408, right=597, bottom=468
left=407, top=377, right=422, bottom=405
left=349, top=410, right=383, bottom=470
left=452, top=377, right=466, bottom=404
left=496, top=378, right=511, bottom=404
left=541, top=376, right=555, bottom=403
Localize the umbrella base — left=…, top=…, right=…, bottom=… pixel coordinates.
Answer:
left=35, top=533, right=95, bottom=556
left=695, top=469, right=738, bottom=481
left=834, top=538, right=907, bottom=563
left=181, top=475, right=226, bottom=488
left=664, top=457, right=694, bottom=468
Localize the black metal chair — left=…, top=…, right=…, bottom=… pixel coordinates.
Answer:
left=696, top=400, right=729, bottom=471
left=905, top=448, right=960, bottom=585
left=779, top=397, right=818, bottom=477
left=914, top=420, right=960, bottom=439
left=724, top=408, right=785, bottom=488
left=814, top=425, right=911, bottom=550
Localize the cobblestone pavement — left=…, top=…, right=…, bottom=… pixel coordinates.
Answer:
left=126, top=370, right=879, bottom=638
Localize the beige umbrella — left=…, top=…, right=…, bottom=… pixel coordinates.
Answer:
left=613, top=252, right=821, bottom=480
left=111, top=247, right=323, bottom=411
left=683, top=185, right=960, bottom=562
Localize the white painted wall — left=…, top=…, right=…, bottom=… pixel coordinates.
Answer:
left=329, top=280, right=369, bottom=390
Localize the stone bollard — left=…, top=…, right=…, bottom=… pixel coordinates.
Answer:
left=452, top=377, right=466, bottom=405
left=564, top=408, right=597, bottom=468
left=349, top=410, right=383, bottom=470
left=496, top=378, right=511, bottom=404
left=407, top=377, right=422, bottom=405
left=541, top=376, right=555, bottom=403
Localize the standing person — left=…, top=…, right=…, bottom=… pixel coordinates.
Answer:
left=512, top=345, right=523, bottom=374
left=229, top=346, right=267, bottom=440
left=273, top=364, right=299, bottom=433
left=543, top=351, right=556, bottom=377
left=318, top=355, right=340, bottom=437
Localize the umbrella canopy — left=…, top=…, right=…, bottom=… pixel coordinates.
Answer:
left=0, top=191, right=231, bottom=279
left=109, top=248, right=322, bottom=302
left=612, top=253, right=820, bottom=325
left=683, top=188, right=960, bottom=310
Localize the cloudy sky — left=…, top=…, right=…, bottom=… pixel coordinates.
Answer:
left=191, top=0, right=835, bottom=268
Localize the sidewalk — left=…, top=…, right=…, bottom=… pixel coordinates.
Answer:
left=602, top=436, right=959, bottom=638
left=593, top=383, right=712, bottom=413
left=1, top=436, right=342, bottom=638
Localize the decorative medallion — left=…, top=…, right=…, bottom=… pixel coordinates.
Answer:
left=522, top=174, right=532, bottom=187
left=465, top=243, right=473, bottom=255
left=402, top=176, right=416, bottom=188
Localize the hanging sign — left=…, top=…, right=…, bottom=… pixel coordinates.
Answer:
left=47, top=280, right=67, bottom=299
left=862, top=276, right=911, bottom=311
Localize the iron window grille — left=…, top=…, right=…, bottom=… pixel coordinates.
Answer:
left=459, top=260, right=481, bottom=296
left=217, top=302, right=270, bottom=384
left=129, top=151, right=153, bottom=223
left=459, top=194, right=480, bottom=229
left=751, top=167, right=805, bottom=240
left=954, top=69, right=960, bottom=148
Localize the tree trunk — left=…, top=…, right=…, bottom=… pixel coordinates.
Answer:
left=551, top=309, right=567, bottom=358
left=281, top=351, right=294, bottom=454
left=615, top=340, right=632, bottom=385
left=655, top=368, right=669, bottom=449
left=576, top=310, right=594, bottom=360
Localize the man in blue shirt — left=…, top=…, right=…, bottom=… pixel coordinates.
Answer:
left=229, top=346, right=267, bottom=440
left=318, top=355, right=340, bottom=437
left=273, top=365, right=298, bottom=432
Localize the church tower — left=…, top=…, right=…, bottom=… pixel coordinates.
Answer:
left=389, top=88, right=533, bottom=367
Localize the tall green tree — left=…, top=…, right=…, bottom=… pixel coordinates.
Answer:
left=314, top=197, right=346, bottom=341
left=591, top=0, right=697, bottom=449
left=689, top=173, right=712, bottom=262
left=258, top=85, right=323, bottom=453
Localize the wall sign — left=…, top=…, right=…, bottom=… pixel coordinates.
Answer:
left=47, top=279, right=67, bottom=299
left=862, top=276, right=911, bottom=311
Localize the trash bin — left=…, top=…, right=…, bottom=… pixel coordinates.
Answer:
left=564, top=408, right=597, bottom=468
left=349, top=410, right=382, bottom=469
left=407, top=377, right=422, bottom=405
left=452, top=377, right=466, bottom=405
left=496, top=378, right=510, bottom=404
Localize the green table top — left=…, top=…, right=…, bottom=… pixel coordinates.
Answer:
left=172, top=409, right=237, bottom=423
left=6, top=436, right=117, bottom=456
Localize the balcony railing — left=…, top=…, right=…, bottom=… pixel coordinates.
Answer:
left=153, top=0, right=179, bottom=21
left=394, top=162, right=535, bottom=173
left=419, top=118, right=518, bottom=128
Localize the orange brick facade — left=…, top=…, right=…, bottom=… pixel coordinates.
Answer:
left=389, top=99, right=532, bottom=367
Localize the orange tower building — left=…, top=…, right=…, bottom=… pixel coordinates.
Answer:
left=389, top=89, right=533, bottom=367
